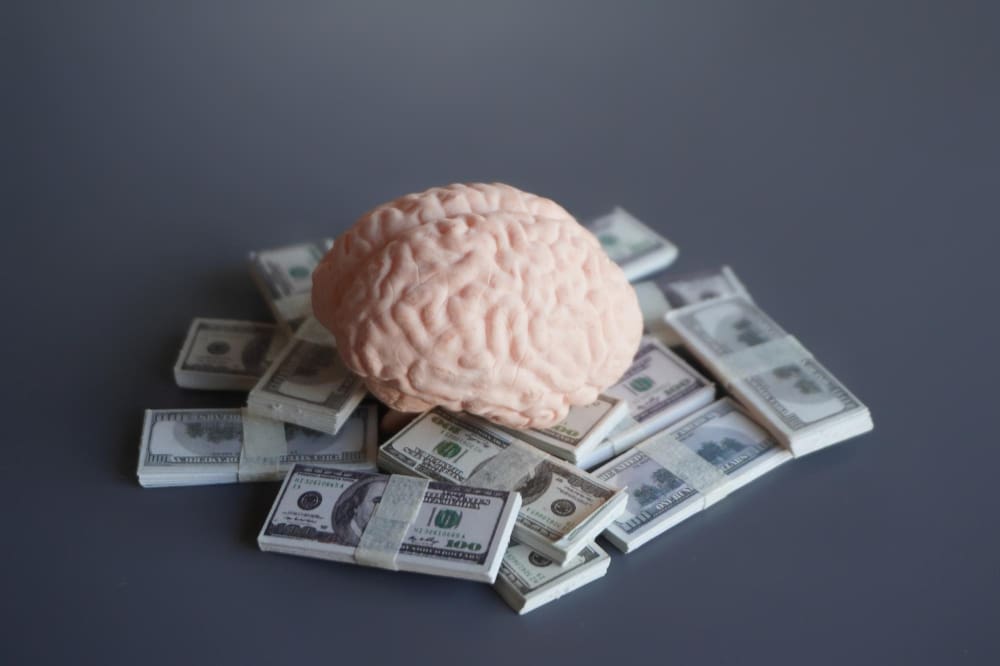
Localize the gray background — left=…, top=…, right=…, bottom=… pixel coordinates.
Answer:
left=5, top=1, right=998, bottom=664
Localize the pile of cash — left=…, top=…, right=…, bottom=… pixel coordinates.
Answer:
left=378, top=408, right=628, bottom=564
left=138, top=223, right=873, bottom=615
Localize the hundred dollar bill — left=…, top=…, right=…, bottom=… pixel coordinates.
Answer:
left=249, top=239, right=333, bottom=330
left=575, top=337, right=716, bottom=469
left=494, top=541, right=610, bottom=614
left=665, top=295, right=873, bottom=456
left=173, top=318, right=289, bottom=391
left=136, top=405, right=377, bottom=487
left=632, top=266, right=752, bottom=345
left=246, top=318, right=367, bottom=436
left=587, top=207, right=678, bottom=282
left=493, top=394, right=629, bottom=465
left=137, top=409, right=243, bottom=487
left=258, top=465, right=521, bottom=582
left=595, top=398, right=790, bottom=553
left=378, top=408, right=628, bottom=564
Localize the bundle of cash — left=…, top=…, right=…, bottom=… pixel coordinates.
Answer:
left=173, top=318, right=289, bottom=391
left=136, top=405, right=378, bottom=487
left=666, top=295, right=873, bottom=456
left=493, top=394, right=630, bottom=466
left=632, top=266, right=752, bottom=345
left=378, top=408, right=627, bottom=564
left=595, top=398, right=791, bottom=552
left=587, top=207, right=678, bottom=282
left=494, top=541, right=610, bottom=614
left=572, top=337, right=716, bottom=469
left=246, top=318, right=367, bottom=436
left=258, top=465, right=521, bottom=583
left=249, top=239, right=333, bottom=331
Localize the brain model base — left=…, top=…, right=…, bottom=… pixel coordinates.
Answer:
left=312, top=183, right=643, bottom=429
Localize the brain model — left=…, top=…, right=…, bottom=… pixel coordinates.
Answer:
left=312, top=183, right=642, bottom=429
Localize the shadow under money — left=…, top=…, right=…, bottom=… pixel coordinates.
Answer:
left=238, top=481, right=287, bottom=547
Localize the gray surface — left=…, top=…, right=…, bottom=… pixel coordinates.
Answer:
left=5, top=2, right=998, bottom=664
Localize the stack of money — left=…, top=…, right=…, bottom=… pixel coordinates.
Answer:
left=378, top=408, right=628, bottom=564
left=587, top=207, right=678, bottom=282
left=594, top=398, right=791, bottom=552
left=247, top=318, right=367, bottom=436
left=632, top=266, right=752, bottom=345
left=248, top=239, right=333, bottom=331
left=573, top=337, right=716, bottom=469
left=666, top=295, right=873, bottom=456
left=173, top=318, right=289, bottom=390
left=258, top=465, right=521, bottom=583
left=494, top=541, right=610, bottom=614
left=493, top=394, right=630, bottom=467
left=136, top=404, right=378, bottom=487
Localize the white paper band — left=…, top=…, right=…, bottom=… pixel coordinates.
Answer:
left=466, top=441, right=546, bottom=491
left=718, top=336, right=811, bottom=380
left=642, top=440, right=725, bottom=494
left=292, top=317, right=336, bottom=345
left=238, top=409, right=288, bottom=482
left=274, top=293, right=313, bottom=324
left=354, top=475, right=429, bottom=570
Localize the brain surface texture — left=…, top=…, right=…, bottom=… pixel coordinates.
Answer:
left=312, top=183, right=642, bottom=429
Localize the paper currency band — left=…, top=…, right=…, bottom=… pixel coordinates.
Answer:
left=293, top=317, right=337, bottom=345
left=717, top=336, right=812, bottom=381
left=354, top=475, right=429, bottom=570
left=274, top=292, right=313, bottom=324
left=238, top=409, right=288, bottom=482
left=640, top=438, right=725, bottom=496
left=467, top=441, right=547, bottom=491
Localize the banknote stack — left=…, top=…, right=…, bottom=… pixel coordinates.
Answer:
left=631, top=266, right=752, bottom=345
left=246, top=317, right=368, bottom=436
left=594, top=398, right=790, bottom=552
left=378, top=408, right=628, bottom=564
left=137, top=404, right=377, bottom=487
left=666, top=295, right=873, bottom=457
left=494, top=541, right=611, bottom=614
left=249, top=239, right=333, bottom=331
left=590, top=337, right=717, bottom=469
left=493, top=394, right=630, bottom=468
left=587, top=207, right=678, bottom=282
left=495, top=339, right=717, bottom=470
left=258, top=465, right=521, bottom=582
left=174, top=318, right=289, bottom=390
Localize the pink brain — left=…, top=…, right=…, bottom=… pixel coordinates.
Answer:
left=312, top=183, right=642, bottom=429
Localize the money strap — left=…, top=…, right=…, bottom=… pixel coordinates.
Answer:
left=641, top=440, right=725, bottom=496
left=633, top=280, right=671, bottom=322
left=718, top=336, right=811, bottom=380
left=354, top=475, right=429, bottom=570
left=466, top=441, right=546, bottom=491
left=274, top=293, right=312, bottom=323
left=238, top=410, right=288, bottom=482
left=293, top=317, right=337, bottom=345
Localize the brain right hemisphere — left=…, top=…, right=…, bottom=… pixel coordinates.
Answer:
left=312, top=183, right=642, bottom=429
